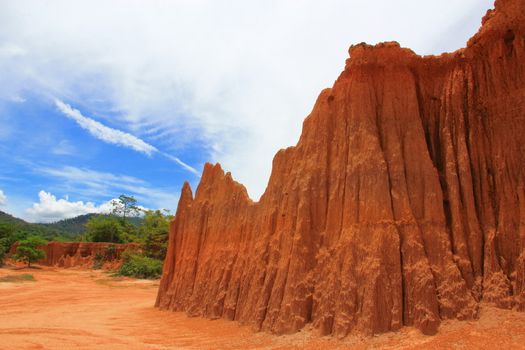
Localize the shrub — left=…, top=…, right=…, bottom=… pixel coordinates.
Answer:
left=86, top=216, right=123, bottom=243
left=117, top=252, right=162, bottom=279
left=140, top=210, right=171, bottom=261
left=12, top=236, right=47, bottom=267
left=0, top=245, right=6, bottom=267
left=92, top=252, right=104, bottom=269
left=104, top=245, right=117, bottom=260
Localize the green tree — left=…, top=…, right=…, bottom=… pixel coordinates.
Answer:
left=0, top=245, right=6, bottom=267
left=12, top=236, right=47, bottom=268
left=85, top=216, right=123, bottom=243
left=0, top=224, right=29, bottom=266
left=112, top=195, right=140, bottom=222
left=0, top=224, right=15, bottom=266
left=140, top=210, right=171, bottom=260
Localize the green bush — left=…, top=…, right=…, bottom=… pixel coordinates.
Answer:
left=117, top=252, right=162, bottom=279
left=0, top=224, right=27, bottom=266
left=140, top=210, right=171, bottom=261
left=104, top=245, right=117, bottom=260
left=12, top=236, right=47, bottom=267
left=0, top=245, right=6, bottom=267
left=86, top=216, right=124, bottom=243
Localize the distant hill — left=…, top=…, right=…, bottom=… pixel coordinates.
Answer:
left=41, top=213, right=99, bottom=235
left=0, top=210, right=71, bottom=240
left=0, top=210, right=27, bottom=226
left=0, top=211, right=143, bottom=240
left=43, top=213, right=142, bottom=234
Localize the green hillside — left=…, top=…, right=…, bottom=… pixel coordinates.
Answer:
left=0, top=211, right=143, bottom=241
left=42, top=213, right=101, bottom=236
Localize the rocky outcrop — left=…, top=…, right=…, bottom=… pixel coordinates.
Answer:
left=10, top=241, right=140, bottom=269
left=156, top=0, right=525, bottom=336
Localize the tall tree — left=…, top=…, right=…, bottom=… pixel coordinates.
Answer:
left=140, top=209, right=172, bottom=260
left=112, top=195, right=140, bottom=222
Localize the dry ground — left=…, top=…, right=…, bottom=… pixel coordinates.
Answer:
left=1, top=266, right=525, bottom=349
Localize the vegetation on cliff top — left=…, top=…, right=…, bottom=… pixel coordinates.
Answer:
left=0, top=195, right=170, bottom=277
left=12, top=236, right=47, bottom=267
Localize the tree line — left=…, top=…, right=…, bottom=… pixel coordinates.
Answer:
left=1, top=195, right=171, bottom=278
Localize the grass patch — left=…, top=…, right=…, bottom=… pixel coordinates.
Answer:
left=117, top=252, right=162, bottom=279
left=0, top=274, right=35, bottom=283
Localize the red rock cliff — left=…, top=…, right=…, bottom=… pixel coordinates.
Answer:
left=156, top=0, right=525, bottom=336
left=10, top=241, right=140, bottom=269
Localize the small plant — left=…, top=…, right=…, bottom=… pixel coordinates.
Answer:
left=104, top=244, right=117, bottom=260
left=117, top=251, right=162, bottom=279
left=0, top=245, right=6, bottom=267
left=92, top=252, right=104, bottom=269
left=0, top=274, right=35, bottom=283
left=12, top=236, right=47, bottom=267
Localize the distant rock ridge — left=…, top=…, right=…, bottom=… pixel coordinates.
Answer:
left=9, top=241, right=140, bottom=269
left=156, top=0, right=525, bottom=336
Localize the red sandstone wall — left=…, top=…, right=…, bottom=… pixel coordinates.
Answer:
left=157, top=0, right=525, bottom=337
left=9, top=241, right=140, bottom=269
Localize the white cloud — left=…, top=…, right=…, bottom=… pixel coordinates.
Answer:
left=36, top=165, right=179, bottom=212
left=25, top=190, right=108, bottom=223
left=55, top=99, right=157, bottom=155
left=9, top=95, right=25, bottom=103
left=24, top=190, right=152, bottom=223
left=52, top=139, right=76, bottom=156
left=0, top=0, right=494, bottom=199
left=0, top=190, right=7, bottom=206
left=161, top=153, right=200, bottom=176
left=54, top=99, right=199, bottom=175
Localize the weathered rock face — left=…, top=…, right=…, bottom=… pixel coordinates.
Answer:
left=10, top=242, right=140, bottom=269
left=156, top=0, right=525, bottom=336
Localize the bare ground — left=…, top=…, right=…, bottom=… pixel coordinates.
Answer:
left=1, top=266, right=524, bottom=350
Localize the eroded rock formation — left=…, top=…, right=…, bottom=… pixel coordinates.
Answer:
left=10, top=241, right=140, bottom=269
left=156, top=0, right=525, bottom=336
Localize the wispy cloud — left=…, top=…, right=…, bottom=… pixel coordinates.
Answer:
left=0, top=189, right=7, bottom=206
left=54, top=99, right=199, bottom=176
left=55, top=99, right=157, bottom=155
left=52, top=139, right=76, bottom=156
left=2, top=0, right=493, bottom=198
left=36, top=165, right=179, bottom=211
left=161, top=153, right=200, bottom=176
left=10, top=95, right=26, bottom=103
left=38, top=165, right=145, bottom=189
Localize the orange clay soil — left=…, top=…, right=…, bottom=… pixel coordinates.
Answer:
left=1, top=267, right=525, bottom=350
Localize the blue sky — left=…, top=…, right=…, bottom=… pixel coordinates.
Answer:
left=0, top=93, right=206, bottom=221
left=0, top=0, right=493, bottom=222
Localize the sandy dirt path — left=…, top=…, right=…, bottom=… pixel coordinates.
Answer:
left=1, top=267, right=525, bottom=349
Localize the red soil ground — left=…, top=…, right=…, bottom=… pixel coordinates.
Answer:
left=1, top=266, right=524, bottom=349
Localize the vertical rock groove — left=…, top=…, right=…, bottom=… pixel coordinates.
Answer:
left=156, top=0, right=525, bottom=336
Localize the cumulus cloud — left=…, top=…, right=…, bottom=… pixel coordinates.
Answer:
left=0, top=190, right=7, bottom=206
left=55, top=99, right=157, bottom=155
left=24, top=190, right=152, bottom=223
left=0, top=0, right=494, bottom=198
left=25, top=190, right=113, bottom=223
left=35, top=165, right=179, bottom=212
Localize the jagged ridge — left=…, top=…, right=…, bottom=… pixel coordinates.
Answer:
left=156, top=0, right=525, bottom=336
